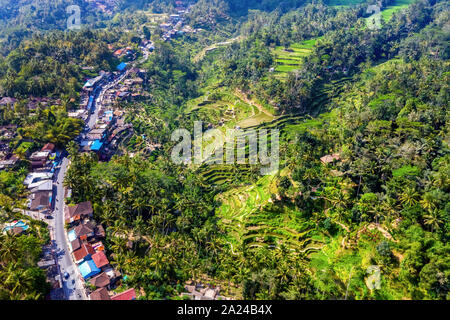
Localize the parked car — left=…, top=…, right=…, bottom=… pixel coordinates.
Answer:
left=64, top=272, right=70, bottom=279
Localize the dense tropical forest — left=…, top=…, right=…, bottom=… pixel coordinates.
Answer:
left=0, top=0, right=448, bottom=300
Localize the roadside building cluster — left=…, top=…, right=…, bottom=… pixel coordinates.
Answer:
left=65, top=200, right=137, bottom=300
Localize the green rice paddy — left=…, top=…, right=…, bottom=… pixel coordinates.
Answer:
left=272, top=39, right=318, bottom=79
left=365, top=0, right=416, bottom=28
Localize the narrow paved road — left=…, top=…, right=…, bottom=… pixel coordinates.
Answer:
left=49, top=48, right=151, bottom=300
left=52, top=157, right=87, bottom=300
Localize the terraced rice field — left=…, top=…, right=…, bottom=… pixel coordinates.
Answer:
left=215, top=169, right=324, bottom=253
left=191, top=74, right=355, bottom=254
left=365, top=0, right=415, bottom=28
left=186, top=88, right=275, bottom=130
left=381, top=0, right=415, bottom=20
left=272, top=39, right=317, bottom=79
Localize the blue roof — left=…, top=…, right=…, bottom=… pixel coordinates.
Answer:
left=90, top=140, right=103, bottom=151
left=117, top=62, right=127, bottom=71
left=79, top=259, right=101, bottom=279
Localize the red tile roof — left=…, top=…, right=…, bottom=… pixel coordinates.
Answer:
left=73, top=243, right=95, bottom=262
left=111, top=288, right=136, bottom=300
left=41, top=143, right=55, bottom=152
left=92, top=251, right=109, bottom=268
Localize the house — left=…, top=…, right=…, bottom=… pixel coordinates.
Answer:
left=68, top=109, right=88, bottom=119
left=30, top=191, right=51, bottom=211
left=87, top=128, right=107, bottom=141
left=132, top=77, right=144, bottom=85
left=30, top=151, right=50, bottom=162
left=65, top=201, right=93, bottom=224
left=87, top=133, right=103, bottom=141
left=74, top=222, right=95, bottom=240
left=103, top=266, right=121, bottom=284
left=0, top=155, right=19, bottom=170
left=70, top=238, right=82, bottom=252
left=73, top=242, right=95, bottom=264
left=111, top=288, right=136, bottom=300
left=92, top=251, right=109, bottom=269
left=117, top=62, right=127, bottom=72
left=114, top=48, right=125, bottom=57
left=89, top=287, right=111, bottom=300
left=89, top=272, right=110, bottom=288
left=169, top=14, right=181, bottom=22
left=117, top=91, right=130, bottom=100
left=78, top=259, right=101, bottom=279
left=24, top=172, right=53, bottom=188
left=90, top=140, right=104, bottom=153
left=83, top=75, right=104, bottom=90
left=29, top=180, right=52, bottom=193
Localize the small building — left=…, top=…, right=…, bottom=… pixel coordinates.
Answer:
left=90, top=140, right=104, bottom=153
left=0, top=156, right=19, bottom=170
left=30, top=151, right=50, bottom=162
left=111, top=288, right=136, bottom=300
left=65, top=201, right=93, bottom=224
left=29, top=180, right=53, bottom=193
left=79, top=259, right=101, bottom=280
left=89, top=287, right=111, bottom=300
left=30, top=191, right=51, bottom=212
left=73, top=242, right=95, bottom=264
left=27, top=178, right=54, bottom=190
left=24, top=172, right=53, bottom=186
left=117, top=62, right=127, bottom=72
left=70, top=238, right=82, bottom=252
left=92, top=251, right=109, bottom=269
left=89, top=272, right=110, bottom=289
left=74, top=222, right=95, bottom=241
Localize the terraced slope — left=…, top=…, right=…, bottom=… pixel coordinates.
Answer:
left=272, top=39, right=317, bottom=79
left=186, top=87, right=275, bottom=130
left=215, top=169, right=325, bottom=253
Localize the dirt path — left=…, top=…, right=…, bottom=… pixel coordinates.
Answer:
left=234, top=89, right=274, bottom=118
left=193, top=36, right=244, bottom=62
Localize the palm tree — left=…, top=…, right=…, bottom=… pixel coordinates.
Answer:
left=423, top=210, right=443, bottom=233
left=399, top=187, right=419, bottom=207
left=4, top=264, right=34, bottom=298
left=0, top=234, right=20, bottom=265
left=381, top=196, right=399, bottom=222
left=420, top=192, right=437, bottom=212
